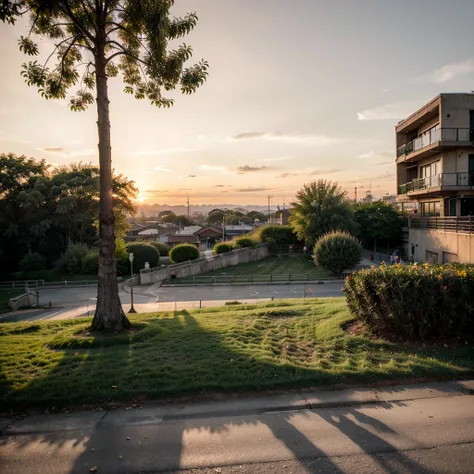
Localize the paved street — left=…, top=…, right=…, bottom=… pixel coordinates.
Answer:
left=1, top=381, right=473, bottom=473
left=0, top=282, right=345, bottom=322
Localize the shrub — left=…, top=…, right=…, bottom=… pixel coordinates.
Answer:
left=313, top=231, right=362, bottom=276
left=150, top=241, right=170, bottom=257
left=266, top=238, right=278, bottom=255
left=81, top=251, right=99, bottom=274
left=169, top=244, right=200, bottom=264
left=126, top=242, right=159, bottom=270
left=254, top=225, right=297, bottom=246
left=115, top=239, right=130, bottom=276
left=213, top=242, right=233, bottom=255
left=56, top=243, right=89, bottom=275
left=344, top=263, right=474, bottom=341
left=19, top=252, right=46, bottom=273
left=233, top=236, right=258, bottom=249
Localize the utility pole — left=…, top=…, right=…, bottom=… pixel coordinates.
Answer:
left=354, top=187, right=357, bottom=203
left=187, top=196, right=190, bottom=221
left=267, top=195, right=273, bottom=222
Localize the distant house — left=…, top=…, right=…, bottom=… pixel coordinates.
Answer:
left=222, top=224, right=254, bottom=241
left=125, top=223, right=179, bottom=242
left=194, top=226, right=223, bottom=248
left=159, top=226, right=202, bottom=248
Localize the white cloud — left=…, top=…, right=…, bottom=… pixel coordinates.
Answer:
left=227, top=132, right=342, bottom=145
left=36, top=147, right=96, bottom=158
left=180, top=174, right=208, bottom=179
left=154, top=165, right=174, bottom=173
left=132, top=147, right=195, bottom=156
left=414, top=58, right=474, bottom=84
left=357, top=100, right=425, bottom=121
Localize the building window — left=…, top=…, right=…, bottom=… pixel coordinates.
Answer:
left=420, top=160, right=440, bottom=178
left=426, top=251, right=438, bottom=264
left=421, top=201, right=441, bottom=217
left=442, top=251, right=458, bottom=263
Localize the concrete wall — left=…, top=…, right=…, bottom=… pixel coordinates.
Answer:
left=418, top=115, right=440, bottom=134
left=409, top=228, right=474, bottom=263
left=441, top=94, right=474, bottom=129
left=9, top=291, right=39, bottom=311
left=140, top=245, right=270, bottom=284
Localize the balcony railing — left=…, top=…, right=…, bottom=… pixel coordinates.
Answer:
left=397, top=127, right=473, bottom=158
left=409, top=216, right=474, bottom=234
left=398, top=172, right=474, bottom=195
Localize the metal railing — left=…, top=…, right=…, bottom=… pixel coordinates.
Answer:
left=398, top=172, right=474, bottom=194
left=397, top=128, right=472, bottom=158
left=0, top=279, right=99, bottom=290
left=409, top=216, right=474, bottom=234
left=165, top=272, right=336, bottom=285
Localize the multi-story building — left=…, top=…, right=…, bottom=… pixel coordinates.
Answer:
left=396, top=93, right=474, bottom=263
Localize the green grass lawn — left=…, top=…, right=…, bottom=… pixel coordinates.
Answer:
left=173, top=255, right=335, bottom=284
left=8, top=269, right=98, bottom=282
left=1, top=298, right=473, bottom=409
left=0, top=290, right=22, bottom=314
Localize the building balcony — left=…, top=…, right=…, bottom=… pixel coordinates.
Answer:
left=396, top=128, right=473, bottom=162
left=409, top=216, right=474, bottom=234
left=398, top=172, right=474, bottom=196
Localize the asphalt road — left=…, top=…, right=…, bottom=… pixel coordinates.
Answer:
left=1, top=395, right=473, bottom=473
left=0, top=282, right=345, bottom=322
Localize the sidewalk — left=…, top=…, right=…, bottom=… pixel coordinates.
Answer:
left=2, top=379, right=473, bottom=434
left=1, top=380, right=473, bottom=474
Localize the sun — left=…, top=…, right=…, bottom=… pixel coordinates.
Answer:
left=137, top=192, right=146, bottom=203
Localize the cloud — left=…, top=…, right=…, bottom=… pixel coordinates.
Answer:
left=37, top=147, right=96, bottom=158
left=357, top=100, right=425, bottom=121
left=355, top=150, right=392, bottom=160
left=200, top=164, right=229, bottom=172
left=236, top=187, right=274, bottom=192
left=414, top=58, right=474, bottom=84
left=228, top=132, right=341, bottom=145
left=259, top=156, right=293, bottom=163
left=181, top=174, right=208, bottom=179
left=132, top=147, right=194, bottom=156
left=236, top=165, right=271, bottom=173
left=154, top=165, right=174, bottom=173
left=275, top=172, right=298, bottom=178
left=377, top=161, right=393, bottom=166
left=370, top=171, right=395, bottom=180
left=214, top=184, right=233, bottom=188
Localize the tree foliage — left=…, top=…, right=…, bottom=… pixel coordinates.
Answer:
left=353, top=201, right=402, bottom=251
left=254, top=225, right=298, bottom=246
left=0, top=155, right=137, bottom=273
left=290, top=179, right=357, bottom=247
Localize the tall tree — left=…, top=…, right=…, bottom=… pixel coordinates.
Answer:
left=353, top=201, right=402, bottom=252
left=8, top=1, right=208, bottom=331
left=290, top=179, right=357, bottom=247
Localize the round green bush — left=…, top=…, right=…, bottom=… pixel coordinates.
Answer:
left=213, top=242, right=233, bottom=255
left=313, top=231, right=362, bottom=276
left=169, top=244, right=200, bottom=264
left=81, top=251, right=99, bottom=274
left=126, top=242, right=159, bottom=270
left=265, top=238, right=278, bottom=255
left=150, top=241, right=170, bottom=257
left=255, top=225, right=297, bottom=245
left=19, top=252, right=46, bottom=273
left=232, top=236, right=258, bottom=249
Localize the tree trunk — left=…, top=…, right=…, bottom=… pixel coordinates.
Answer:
left=91, top=37, right=131, bottom=332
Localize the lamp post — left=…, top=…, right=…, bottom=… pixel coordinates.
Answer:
left=128, top=252, right=136, bottom=313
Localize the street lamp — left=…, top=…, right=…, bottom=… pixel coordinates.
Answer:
left=128, top=252, right=136, bottom=313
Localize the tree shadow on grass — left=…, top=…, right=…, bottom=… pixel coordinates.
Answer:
left=0, top=308, right=469, bottom=472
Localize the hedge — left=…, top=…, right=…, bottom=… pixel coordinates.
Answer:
left=150, top=241, right=171, bottom=257
left=232, top=236, right=258, bottom=249
left=344, top=263, right=474, bottom=341
left=126, top=242, right=159, bottom=270
left=254, top=225, right=297, bottom=246
left=213, top=242, right=233, bottom=255
left=169, top=244, right=200, bottom=264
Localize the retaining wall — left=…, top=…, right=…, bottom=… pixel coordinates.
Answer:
left=140, top=245, right=269, bottom=285
left=9, top=291, right=39, bottom=311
